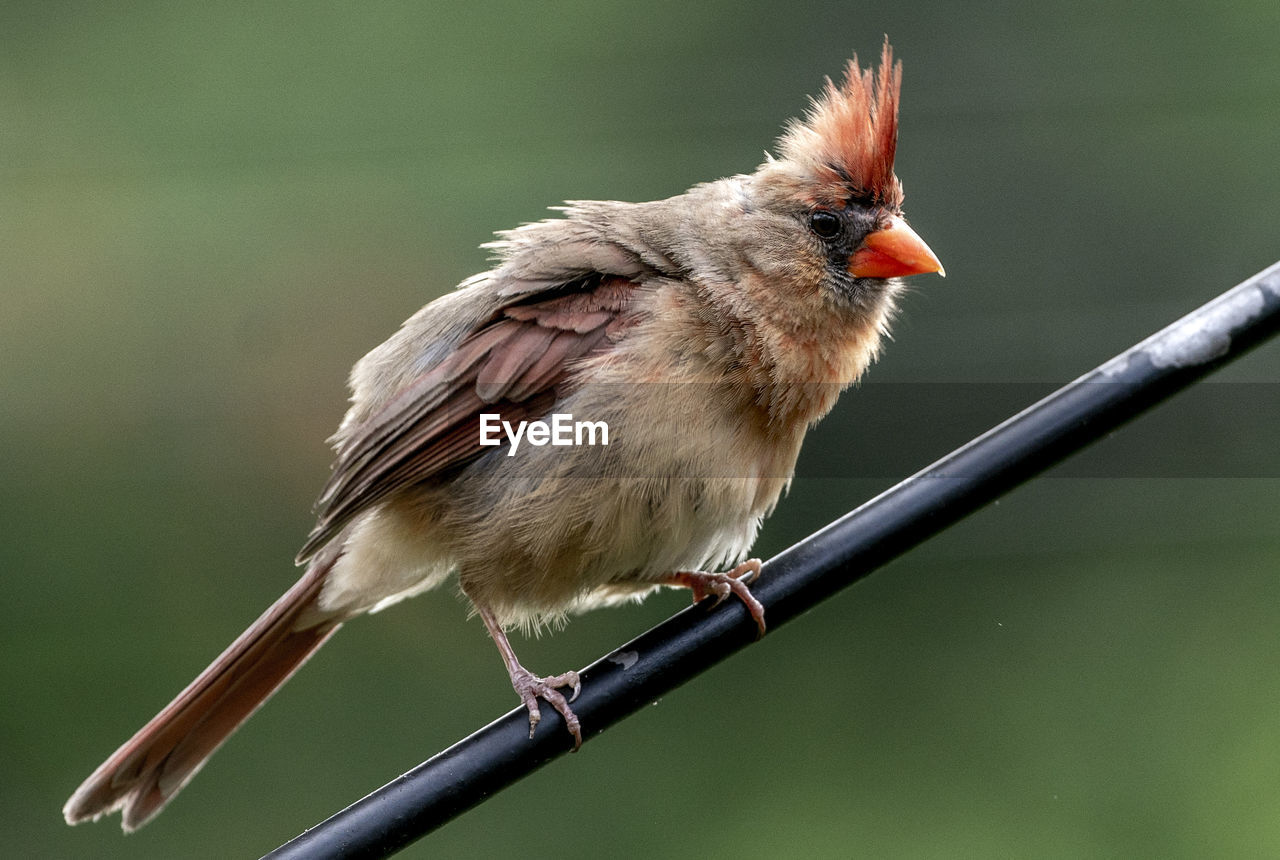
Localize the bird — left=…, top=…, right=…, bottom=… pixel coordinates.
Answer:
left=64, top=39, right=943, bottom=833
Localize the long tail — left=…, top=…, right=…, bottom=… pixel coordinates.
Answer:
left=63, top=557, right=342, bottom=832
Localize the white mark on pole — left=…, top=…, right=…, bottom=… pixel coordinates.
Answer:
left=1099, top=279, right=1274, bottom=378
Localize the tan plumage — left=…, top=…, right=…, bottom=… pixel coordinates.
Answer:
left=64, top=40, right=942, bottom=833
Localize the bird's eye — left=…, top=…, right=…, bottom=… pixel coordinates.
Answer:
left=808, top=209, right=842, bottom=240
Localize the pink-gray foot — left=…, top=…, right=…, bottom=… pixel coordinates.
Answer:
left=665, top=558, right=766, bottom=638
left=477, top=604, right=584, bottom=749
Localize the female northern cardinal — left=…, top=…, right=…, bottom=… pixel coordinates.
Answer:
left=65, top=40, right=942, bottom=832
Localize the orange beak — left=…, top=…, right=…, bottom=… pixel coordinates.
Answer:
left=849, top=215, right=945, bottom=279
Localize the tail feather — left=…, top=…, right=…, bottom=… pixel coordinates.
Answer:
left=64, top=559, right=341, bottom=832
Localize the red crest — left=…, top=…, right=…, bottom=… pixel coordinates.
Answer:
left=778, top=40, right=904, bottom=209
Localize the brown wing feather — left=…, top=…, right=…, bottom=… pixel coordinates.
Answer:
left=297, top=275, right=639, bottom=562
left=476, top=324, right=559, bottom=402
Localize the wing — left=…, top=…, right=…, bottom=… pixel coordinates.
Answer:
left=296, top=273, right=640, bottom=562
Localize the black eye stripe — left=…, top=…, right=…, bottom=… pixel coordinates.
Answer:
left=808, top=209, right=842, bottom=239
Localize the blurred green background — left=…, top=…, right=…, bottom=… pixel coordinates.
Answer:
left=5, top=2, right=1279, bottom=857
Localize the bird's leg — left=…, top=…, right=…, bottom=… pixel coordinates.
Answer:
left=664, top=558, right=766, bottom=638
left=475, top=604, right=583, bottom=749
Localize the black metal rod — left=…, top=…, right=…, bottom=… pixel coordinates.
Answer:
left=264, top=261, right=1280, bottom=860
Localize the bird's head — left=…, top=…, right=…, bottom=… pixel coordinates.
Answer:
left=743, top=40, right=943, bottom=316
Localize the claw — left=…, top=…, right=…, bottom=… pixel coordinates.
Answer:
left=665, top=559, right=767, bottom=638
left=475, top=603, right=585, bottom=749
left=511, top=668, right=582, bottom=747
left=734, top=558, right=763, bottom=586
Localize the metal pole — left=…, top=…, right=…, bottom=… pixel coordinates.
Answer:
left=264, top=261, right=1280, bottom=860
